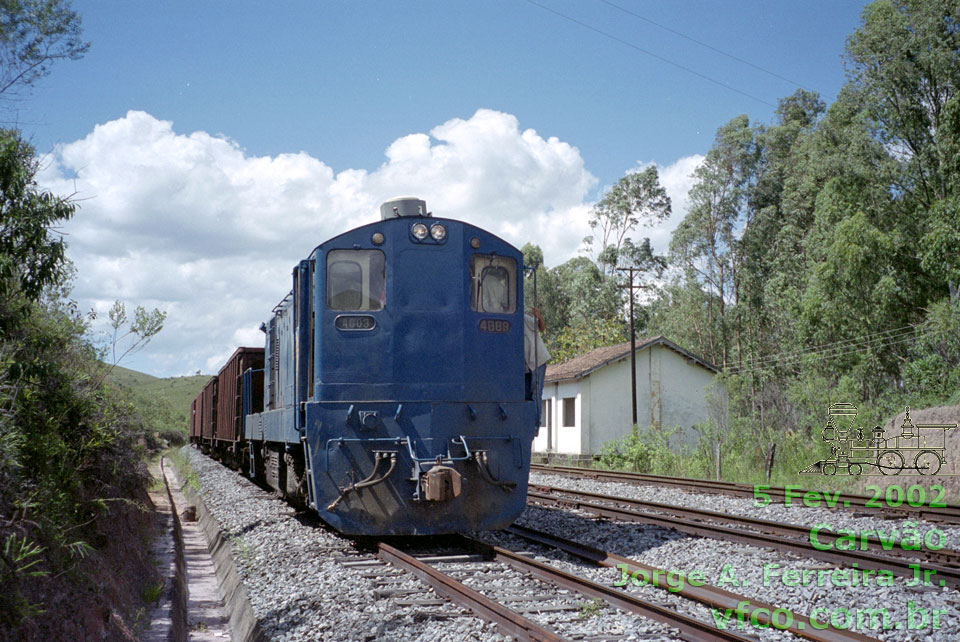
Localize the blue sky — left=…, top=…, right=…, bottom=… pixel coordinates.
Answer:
left=19, top=1, right=869, bottom=376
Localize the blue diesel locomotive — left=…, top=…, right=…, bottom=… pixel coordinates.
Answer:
left=224, top=197, right=537, bottom=535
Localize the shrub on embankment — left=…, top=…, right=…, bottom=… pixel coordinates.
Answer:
left=0, top=130, right=161, bottom=640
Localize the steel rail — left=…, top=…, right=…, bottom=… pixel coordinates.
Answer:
left=455, top=535, right=764, bottom=642
left=526, top=488, right=960, bottom=589
left=530, top=483, right=960, bottom=568
left=506, top=523, right=882, bottom=642
left=530, top=464, right=960, bottom=524
left=376, top=541, right=568, bottom=642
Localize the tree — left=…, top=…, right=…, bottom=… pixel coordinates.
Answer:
left=520, top=243, right=568, bottom=341
left=735, top=90, right=824, bottom=373
left=521, top=249, right=629, bottom=362
left=0, top=129, right=75, bottom=303
left=585, top=166, right=671, bottom=276
left=845, top=0, right=960, bottom=302
left=551, top=256, right=621, bottom=327
left=670, top=115, right=757, bottom=368
left=0, top=0, right=88, bottom=99
left=106, top=300, right=166, bottom=368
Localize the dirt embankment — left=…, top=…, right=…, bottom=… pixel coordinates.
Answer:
left=855, top=404, right=960, bottom=502
left=4, top=487, right=161, bottom=642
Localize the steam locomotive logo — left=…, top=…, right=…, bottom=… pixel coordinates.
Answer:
left=799, top=403, right=957, bottom=476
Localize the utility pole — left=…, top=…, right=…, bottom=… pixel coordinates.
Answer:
left=617, top=267, right=643, bottom=426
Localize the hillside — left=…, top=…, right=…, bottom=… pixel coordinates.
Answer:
left=106, top=364, right=213, bottom=438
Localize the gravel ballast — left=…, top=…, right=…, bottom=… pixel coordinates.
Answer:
left=181, top=447, right=959, bottom=641
left=525, top=472, right=960, bottom=642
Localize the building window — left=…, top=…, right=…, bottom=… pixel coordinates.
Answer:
left=562, top=397, right=576, bottom=427
left=540, top=399, right=551, bottom=428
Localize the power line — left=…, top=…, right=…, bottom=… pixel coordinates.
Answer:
left=731, top=327, right=920, bottom=375
left=737, top=325, right=915, bottom=367
left=733, top=336, right=918, bottom=375
left=734, top=334, right=919, bottom=376
left=598, top=0, right=822, bottom=97
left=522, top=0, right=777, bottom=109
left=733, top=324, right=918, bottom=370
left=733, top=330, right=918, bottom=374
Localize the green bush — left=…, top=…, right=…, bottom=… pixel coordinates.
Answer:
left=160, top=428, right=186, bottom=447
left=598, top=425, right=681, bottom=475
left=0, top=129, right=160, bottom=634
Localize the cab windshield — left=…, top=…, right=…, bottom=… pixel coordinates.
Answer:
left=470, top=255, right=516, bottom=314
left=326, top=249, right=386, bottom=310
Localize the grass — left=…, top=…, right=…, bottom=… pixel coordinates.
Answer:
left=106, top=364, right=213, bottom=442
left=167, top=449, right=200, bottom=491
left=577, top=598, right=603, bottom=619
left=147, top=473, right=166, bottom=493
left=107, top=364, right=212, bottom=415
left=229, top=535, right=254, bottom=563
left=141, top=581, right=164, bottom=604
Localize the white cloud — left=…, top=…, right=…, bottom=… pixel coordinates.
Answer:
left=38, top=109, right=611, bottom=376
left=620, top=155, right=705, bottom=256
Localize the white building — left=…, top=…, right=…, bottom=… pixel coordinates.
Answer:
left=533, top=336, right=719, bottom=456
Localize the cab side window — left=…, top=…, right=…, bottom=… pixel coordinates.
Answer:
left=326, top=249, right=385, bottom=310
left=470, top=255, right=516, bottom=314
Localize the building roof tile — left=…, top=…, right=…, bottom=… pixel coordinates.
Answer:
left=544, top=336, right=718, bottom=383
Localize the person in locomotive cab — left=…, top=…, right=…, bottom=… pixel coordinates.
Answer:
left=481, top=267, right=510, bottom=312
left=524, top=307, right=550, bottom=427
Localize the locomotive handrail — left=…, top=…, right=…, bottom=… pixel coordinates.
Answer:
left=324, top=434, right=476, bottom=467
left=405, top=434, right=474, bottom=463
left=523, top=260, right=542, bottom=428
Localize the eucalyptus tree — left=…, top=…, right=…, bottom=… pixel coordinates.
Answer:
left=736, top=90, right=825, bottom=372
left=793, top=83, right=939, bottom=400
left=846, top=0, right=960, bottom=303
left=585, top=166, right=671, bottom=277
left=521, top=242, right=566, bottom=337
left=0, top=0, right=88, bottom=100
left=669, top=115, right=758, bottom=369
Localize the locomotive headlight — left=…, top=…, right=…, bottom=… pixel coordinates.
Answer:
left=371, top=232, right=385, bottom=245
left=411, top=222, right=429, bottom=240
left=430, top=224, right=446, bottom=241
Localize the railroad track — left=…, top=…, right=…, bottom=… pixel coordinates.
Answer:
left=527, top=484, right=960, bottom=589
left=506, top=523, right=881, bottom=642
left=183, top=449, right=949, bottom=641
left=530, top=464, right=960, bottom=524
left=356, top=529, right=885, bottom=642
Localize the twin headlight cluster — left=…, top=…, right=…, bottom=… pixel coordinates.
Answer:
left=371, top=222, right=452, bottom=245
left=411, top=222, right=446, bottom=242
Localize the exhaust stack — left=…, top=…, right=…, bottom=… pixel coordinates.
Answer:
left=380, top=197, right=429, bottom=220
